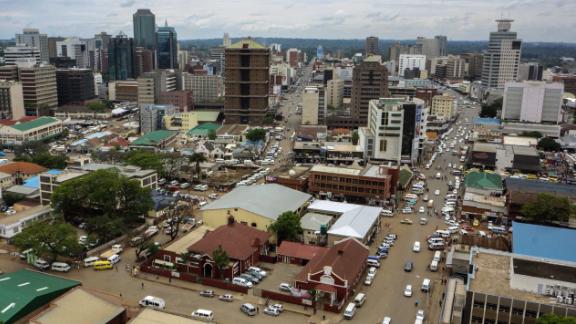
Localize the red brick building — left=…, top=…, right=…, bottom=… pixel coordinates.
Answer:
left=158, top=90, right=193, bottom=112
left=276, top=241, right=327, bottom=265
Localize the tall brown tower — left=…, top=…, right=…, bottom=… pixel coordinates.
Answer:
left=350, top=55, right=388, bottom=127
left=224, top=38, right=270, bottom=124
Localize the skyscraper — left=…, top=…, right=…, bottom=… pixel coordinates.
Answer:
left=481, top=19, right=522, bottom=89
left=156, top=21, right=178, bottom=69
left=107, top=33, right=135, bottom=81
left=223, top=33, right=231, bottom=47
left=365, top=36, right=379, bottom=56
left=416, top=35, right=447, bottom=58
left=15, top=28, right=49, bottom=64
left=133, top=9, right=156, bottom=49
left=3, top=44, right=41, bottom=66
left=350, top=55, right=389, bottom=127
left=316, top=45, right=324, bottom=60
left=56, top=37, right=90, bottom=68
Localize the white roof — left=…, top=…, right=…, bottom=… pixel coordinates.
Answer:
left=308, top=200, right=381, bottom=239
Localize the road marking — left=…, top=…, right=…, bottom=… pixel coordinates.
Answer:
left=36, top=286, right=48, bottom=292
left=1, top=303, right=15, bottom=314
left=17, top=282, right=30, bottom=287
left=0, top=277, right=10, bottom=282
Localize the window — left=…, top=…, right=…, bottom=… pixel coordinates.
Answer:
left=381, top=112, right=389, bottom=125
left=251, top=222, right=257, bottom=227
left=380, top=139, right=387, bottom=152
left=240, top=221, right=248, bottom=225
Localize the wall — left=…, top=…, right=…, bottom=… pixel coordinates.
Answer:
left=202, top=208, right=273, bottom=233
left=510, top=273, right=576, bottom=295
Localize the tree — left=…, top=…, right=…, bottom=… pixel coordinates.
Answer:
left=87, top=101, right=108, bottom=112
left=521, top=193, right=574, bottom=223
left=207, top=129, right=217, bottom=140
left=480, top=97, right=502, bottom=118
left=13, top=220, right=82, bottom=261
left=124, top=150, right=164, bottom=175
left=270, top=211, right=302, bottom=244
left=13, top=141, right=67, bottom=169
left=521, top=131, right=543, bottom=139
left=351, top=131, right=359, bottom=145
left=165, top=204, right=191, bottom=241
left=212, top=245, right=230, bottom=279
left=188, top=153, right=206, bottom=181
left=245, top=128, right=267, bottom=143
left=538, top=137, right=561, bottom=152
left=2, top=192, right=25, bottom=206
left=537, top=314, right=576, bottom=324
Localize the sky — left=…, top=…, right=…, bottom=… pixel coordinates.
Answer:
left=1, top=0, right=576, bottom=42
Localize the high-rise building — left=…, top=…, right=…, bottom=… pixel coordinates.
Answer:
left=430, top=55, right=467, bottom=79
left=365, top=36, right=379, bottom=56
left=317, top=45, right=324, bottom=60
left=15, top=28, right=49, bottom=64
left=223, top=33, right=231, bottom=47
left=0, top=80, right=25, bottom=120
left=135, top=47, right=155, bottom=76
left=94, top=32, right=111, bottom=73
left=158, top=90, right=193, bottom=112
left=56, top=37, right=90, bottom=68
left=481, top=19, right=522, bottom=89
left=431, top=93, right=455, bottom=119
left=224, top=39, right=270, bottom=124
left=133, top=9, right=156, bottom=50
left=286, top=48, right=300, bottom=68
left=19, top=65, right=58, bottom=116
left=156, top=21, right=178, bottom=69
left=398, top=54, right=427, bottom=77
left=4, top=44, right=41, bottom=66
left=137, top=70, right=178, bottom=106
left=518, top=63, right=543, bottom=81
left=56, top=68, right=96, bottom=105
left=107, top=33, right=135, bottom=81
left=140, top=104, right=178, bottom=134
left=416, top=36, right=447, bottom=58
left=502, top=81, right=564, bottom=124
left=108, top=80, right=138, bottom=102
left=463, top=53, right=483, bottom=80
left=47, top=37, right=65, bottom=60
left=302, top=87, right=320, bottom=125
left=210, top=46, right=225, bottom=76
left=388, top=42, right=422, bottom=64
left=183, top=73, right=222, bottom=104
left=326, top=79, right=344, bottom=109
left=350, top=55, right=389, bottom=127
left=552, top=75, right=576, bottom=96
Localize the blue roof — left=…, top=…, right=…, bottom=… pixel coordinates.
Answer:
left=512, top=221, right=576, bottom=262
left=474, top=117, right=501, bottom=126
left=23, top=169, right=62, bottom=188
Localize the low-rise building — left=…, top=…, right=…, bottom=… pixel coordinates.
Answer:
left=0, top=204, right=52, bottom=239
left=53, top=105, right=112, bottom=119
left=0, top=117, right=63, bottom=145
left=276, top=241, right=327, bottom=265
left=431, top=93, right=455, bottom=119
left=0, top=162, right=47, bottom=185
left=129, top=130, right=178, bottom=152
left=39, top=170, right=87, bottom=206
left=300, top=212, right=334, bottom=245
left=505, top=178, right=576, bottom=217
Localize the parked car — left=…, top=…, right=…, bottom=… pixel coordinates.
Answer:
left=269, top=304, right=284, bottom=312
left=279, top=282, right=291, bottom=291
left=33, top=258, right=50, bottom=271
left=364, top=275, right=374, bottom=286
left=404, top=284, right=413, bottom=297
left=199, top=290, right=215, bottom=298
left=139, top=296, right=166, bottom=309
left=404, top=261, right=414, bottom=272
left=248, top=266, right=267, bottom=277
left=219, top=294, right=234, bottom=302
left=400, top=219, right=413, bottom=225
left=264, top=306, right=280, bottom=316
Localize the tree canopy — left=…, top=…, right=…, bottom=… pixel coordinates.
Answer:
left=212, top=245, right=230, bottom=279
left=537, top=314, right=576, bottom=324
left=270, top=211, right=303, bottom=244
left=351, top=131, right=359, bottom=145
left=123, top=150, right=184, bottom=179
left=86, top=101, right=108, bottom=112
left=521, top=193, right=575, bottom=223
left=480, top=97, right=502, bottom=118
left=14, top=141, right=67, bottom=169
left=51, top=169, right=153, bottom=241
left=521, top=131, right=543, bottom=139
left=245, top=128, right=267, bottom=143
left=537, top=137, right=561, bottom=152
left=13, top=220, right=82, bottom=261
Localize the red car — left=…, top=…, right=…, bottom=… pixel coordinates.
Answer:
left=463, top=224, right=474, bottom=232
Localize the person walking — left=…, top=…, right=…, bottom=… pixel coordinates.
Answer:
left=141, top=282, right=144, bottom=289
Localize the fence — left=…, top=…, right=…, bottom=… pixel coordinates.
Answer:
left=86, top=223, right=148, bottom=257
left=323, top=299, right=345, bottom=313
left=260, top=289, right=314, bottom=307
left=202, top=278, right=248, bottom=294
left=259, top=254, right=277, bottom=264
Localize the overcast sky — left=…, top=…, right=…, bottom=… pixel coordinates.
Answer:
left=1, top=0, right=575, bottom=42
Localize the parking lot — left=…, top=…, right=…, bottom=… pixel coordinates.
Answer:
left=256, top=262, right=302, bottom=294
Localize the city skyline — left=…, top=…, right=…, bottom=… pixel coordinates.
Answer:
left=1, top=0, right=576, bottom=42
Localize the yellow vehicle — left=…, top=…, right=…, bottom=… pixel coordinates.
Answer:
left=93, top=260, right=113, bottom=270
left=473, top=219, right=480, bottom=227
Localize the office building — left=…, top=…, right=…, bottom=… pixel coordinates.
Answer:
left=134, top=47, right=155, bottom=76
left=358, top=97, right=425, bottom=163
left=47, top=37, right=64, bottom=60
left=502, top=81, right=564, bottom=124
left=482, top=19, right=522, bottom=89
left=286, top=48, right=300, bottom=68
left=107, top=33, right=135, bottom=81
left=137, top=76, right=155, bottom=106
left=158, top=90, right=193, bottom=112
left=223, top=39, right=270, bottom=124
left=223, top=32, right=231, bottom=47
left=140, top=104, right=178, bottom=134
left=398, top=54, right=426, bottom=78
left=0, top=81, right=25, bottom=120
left=431, top=93, right=456, bottom=119
left=210, top=46, right=225, bottom=75
left=19, top=65, right=58, bottom=116
left=56, top=69, right=95, bottom=105
left=552, top=75, right=576, bottom=96
left=388, top=42, right=422, bottom=65
left=317, top=45, right=324, bottom=60
left=416, top=35, right=447, bottom=58
left=350, top=55, right=389, bottom=127
left=133, top=9, right=156, bottom=49
left=302, top=87, right=320, bottom=125
left=431, top=55, right=467, bottom=79
left=15, top=28, right=49, bottom=64
left=137, top=70, right=178, bottom=106
left=183, top=74, right=222, bottom=104
left=365, top=36, right=379, bottom=56
left=463, top=53, right=484, bottom=80
left=156, top=21, right=178, bottom=69
left=518, top=62, right=543, bottom=81
left=55, top=37, right=89, bottom=69
left=93, top=32, right=111, bottom=73
left=108, top=80, right=138, bottom=102
left=326, top=79, right=344, bottom=109
left=4, top=44, right=41, bottom=66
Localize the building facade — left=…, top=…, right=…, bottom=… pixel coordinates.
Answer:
left=518, top=63, right=543, bottom=81
left=15, top=28, right=49, bottom=64
left=398, top=54, right=427, bottom=78
left=133, top=9, right=156, bottom=50
left=365, top=36, right=379, bottom=56
left=56, top=69, right=95, bottom=105
left=502, top=81, right=564, bottom=124
left=302, top=86, right=319, bottom=125
left=0, top=81, right=25, bottom=120
left=481, top=19, right=522, bottom=89
left=56, top=37, right=89, bottom=69
left=350, top=55, right=389, bottom=127
left=4, top=44, right=41, bottom=66
left=326, top=79, right=344, bottom=109
left=184, top=74, right=222, bottom=104
left=0, top=116, right=63, bottom=145
left=156, top=22, right=178, bottom=69
left=431, top=94, right=456, bottom=119
left=19, top=65, right=58, bottom=116
left=107, top=33, right=135, bottom=81
left=140, top=104, right=178, bottom=134
left=416, top=35, right=447, bottom=58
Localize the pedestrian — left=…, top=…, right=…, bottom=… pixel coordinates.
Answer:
left=169, top=277, right=172, bottom=283
left=141, top=282, right=144, bottom=289
left=257, top=306, right=259, bottom=313
left=115, top=265, right=118, bottom=272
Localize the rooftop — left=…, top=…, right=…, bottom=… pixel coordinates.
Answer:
left=512, top=222, right=576, bottom=263
left=505, top=178, right=576, bottom=197
left=129, top=308, right=203, bottom=324
left=164, top=225, right=214, bottom=254
left=216, top=124, right=248, bottom=136
left=472, top=142, right=499, bottom=153
left=195, top=111, right=220, bottom=122
left=201, top=184, right=312, bottom=221
left=187, top=123, right=221, bottom=136
left=308, top=200, right=382, bottom=239
left=0, top=162, right=47, bottom=175
left=473, top=117, right=502, bottom=126
left=23, top=170, right=62, bottom=188
left=277, top=241, right=328, bottom=261
left=310, top=165, right=361, bottom=176
left=300, top=212, right=333, bottom=231
left=9, top=116, right=60, bottom=132
left=464, top=171, right=503, bottom=191
left=131, top=130, right=177, bottom=146
left=0, top=205, right=52, bottom=226
left=228, top=38, right=266, bottom=49
left=503, top=136, right=538, bottom=147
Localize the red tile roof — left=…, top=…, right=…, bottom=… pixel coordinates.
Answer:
left=0, top=120, right=17, bottom=126
left=0, top=162, right=47, bottom=176
left=295, top=237, right=369, bottom=284
left=188, top=222, right=271, bottom=261
left=277, top=241, right=327, bottom=261
left=19, top=116, right=38, bottom=122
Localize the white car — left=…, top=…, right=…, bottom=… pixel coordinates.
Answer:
left=382, top=317, right=392, bottom=324
left=416, top=309, right=425, bottom=320
left=434, top=189, right=440, bottom=196
left=279, top=283, right=291, bottom=291
left=404, top=284, right=413, bottom=297
left=367, top=267, right=377, bottom=278
left=402, top=207, right=413, bottom=214
left=413, top=241, right=421, bottom=252
left=364, top=275, right=374, bottom=286
left=418, top=206, right=425, bottom=213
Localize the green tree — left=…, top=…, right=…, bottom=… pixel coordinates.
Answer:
left=521, top=131, right=543, bottom=139
left=245, top=128, right=267, bottom=143
left=270, top=211, right=302, bottom=244
left=480, top=97, right=502, bottom=118
left=2, top=192, right=26, bottom=206
left=207, top=129, right=217, bottom=140
left=13, top=220, right=82, bottom=261
left=188, top=153, right=206, bottom=181
left=538, top=137, right=561, bottom=152
left=537, top=314, right=576, bottom=324
left=351, top=131, right=359, bottom=145
left=521, top=193, right=574, bottom=223
left=87, top=101, right=108, bottom=112
left=13, top=141, right=67, bottom=169
left=124, top=150, right=164, bottom=175
left=212, top=245, right=230, bottom=279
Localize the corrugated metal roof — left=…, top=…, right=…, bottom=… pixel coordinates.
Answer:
left=9, top=117, right=60, bottom=132
left=512, top=222, right=576, bottom=263
left=131, top=130, right=177, bottom=146
left=308, top=200, right=381, bottom=239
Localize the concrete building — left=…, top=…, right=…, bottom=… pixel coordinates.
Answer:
left=286, top=48, right=300, bottom=68
left=4, top=44, right=41, bottom=66
left=134, top=47, right=155, bottom=76
left=326, top=78, right=344, bottom=109
left=107, top=33, right=135, bottom=81
left=55, top=69, right=95, bottom=105
left=0, top=204, right=53, bottom=239
left=133, top=9, right=156, bottom=50
left=0, top=80, right=25, bottom=120
left=302, top=86, right=320, bottom=125
left=502, top=81, right=564, bottom=123
left=464, top=52, right=484, bottom=80
left=183, top=73, right=222, bottom=104
left=398, top=54, right=426, bottom=78
left=137, top=75, right=155, bottom=106
left=156, top=21, right=178, bottom=69
left=388, top=42, right=422, bottom=67
left=482, top=19, right=522, bottom=89
left=136, top=70, right=177, bottom=106
left=350, top=55, right=388, bottom=127
left=56, top=37, right=89, bottom=68
left=108, top=80, right=138, bottom=102
left=139, top=104, right=178, bottom=134
left=224, top=39, right=270, bottom=124
left=365, top=36, right=379, bottom=56
left=19, top=65, right=58, bottom=116
left=158, top=90, right=192, bottom=112
left=431, top=93, right=456, bottom=119
left=518, top=62, right=543, bottom=81
left=416, top=35, right=447, bottom=58
left=358, top=97, right=425, bottom=164
left=15, top=28, right=49, bottom=64
left=0, top=117, right=63, bottom=145
left=431, top=55, right=467, bottom=80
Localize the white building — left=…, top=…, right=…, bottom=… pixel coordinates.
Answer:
left=431, top=94, right=456, bottom=119
left=398, top=54, right=426, bottom=77
left=482, top=19, right=522, bottom=89
left=4, top=44, right=40, bottom=66
left=0, top=80, right=25, bottom=120
left=302, top=86, right=319, bottom=125
left=0, top=116, right=63, bottom=145
left=326, top=79, right=344, bottom=109
left=15, top=28, right=49, bottom=64
left=0, top=205, right=53, bottom=239
left=502, top=81, right=564, bottom=124
left=56, top=37, right=90, bottom=68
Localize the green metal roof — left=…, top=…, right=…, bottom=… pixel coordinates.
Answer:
left=464, top=171, right=503, bottom=190
left=0, top=269, right=80, bottom=323
left=398, top=168, right=414, bottom=189
left=186, top=123, right=221, bottom=136
left=131, top=130, right=177, bottom=146
left=228, top=38, right=266, bottom=49
left=10, top=117, right=60, bottom=132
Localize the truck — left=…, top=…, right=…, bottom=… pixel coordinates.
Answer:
left=99, top=244, right=123, bottom=259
